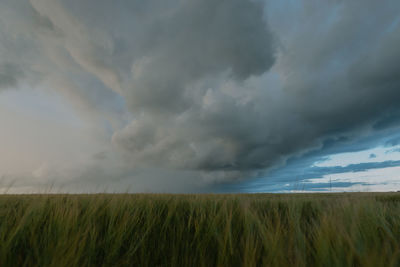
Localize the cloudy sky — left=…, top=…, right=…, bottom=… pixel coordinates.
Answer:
left=1, top=0, right=400, bottom=193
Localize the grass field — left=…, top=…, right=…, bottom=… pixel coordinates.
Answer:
left=1, top=193, right=400, bottom=266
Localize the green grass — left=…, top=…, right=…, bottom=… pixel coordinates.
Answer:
left=1, top=193, right=400, bottom=266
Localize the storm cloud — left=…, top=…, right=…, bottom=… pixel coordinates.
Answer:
left=1, top=0, right=400, bottom=191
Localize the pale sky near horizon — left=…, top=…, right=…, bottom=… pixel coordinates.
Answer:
left=1, top=0, right=400, bottom=193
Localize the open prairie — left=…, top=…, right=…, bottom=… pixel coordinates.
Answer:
left=1, top=193, right=400, bottom=266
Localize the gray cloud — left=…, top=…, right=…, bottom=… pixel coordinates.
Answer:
left=1, top=0, right=400, bottom=191
left=112, top=0, right=400, bottom=183
left=0, top=63, right=22, bottom=90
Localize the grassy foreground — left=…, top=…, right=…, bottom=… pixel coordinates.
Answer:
left=1, top=193, right=400, bottom=266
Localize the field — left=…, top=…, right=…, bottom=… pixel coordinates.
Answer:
left=1, top=193, right=400, bottom=266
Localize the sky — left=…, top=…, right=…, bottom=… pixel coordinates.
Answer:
left=0, top=0, right=400, bottom=193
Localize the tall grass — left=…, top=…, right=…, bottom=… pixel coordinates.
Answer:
left=0, top=193, right=400, bottom=266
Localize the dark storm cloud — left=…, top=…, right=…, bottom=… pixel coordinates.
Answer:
left=114, top=0, right=400, bottom=180
left=1, top=0, right=400, bottom=188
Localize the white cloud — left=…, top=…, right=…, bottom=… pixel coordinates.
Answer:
left=314, top=145, right=400, bottom=167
